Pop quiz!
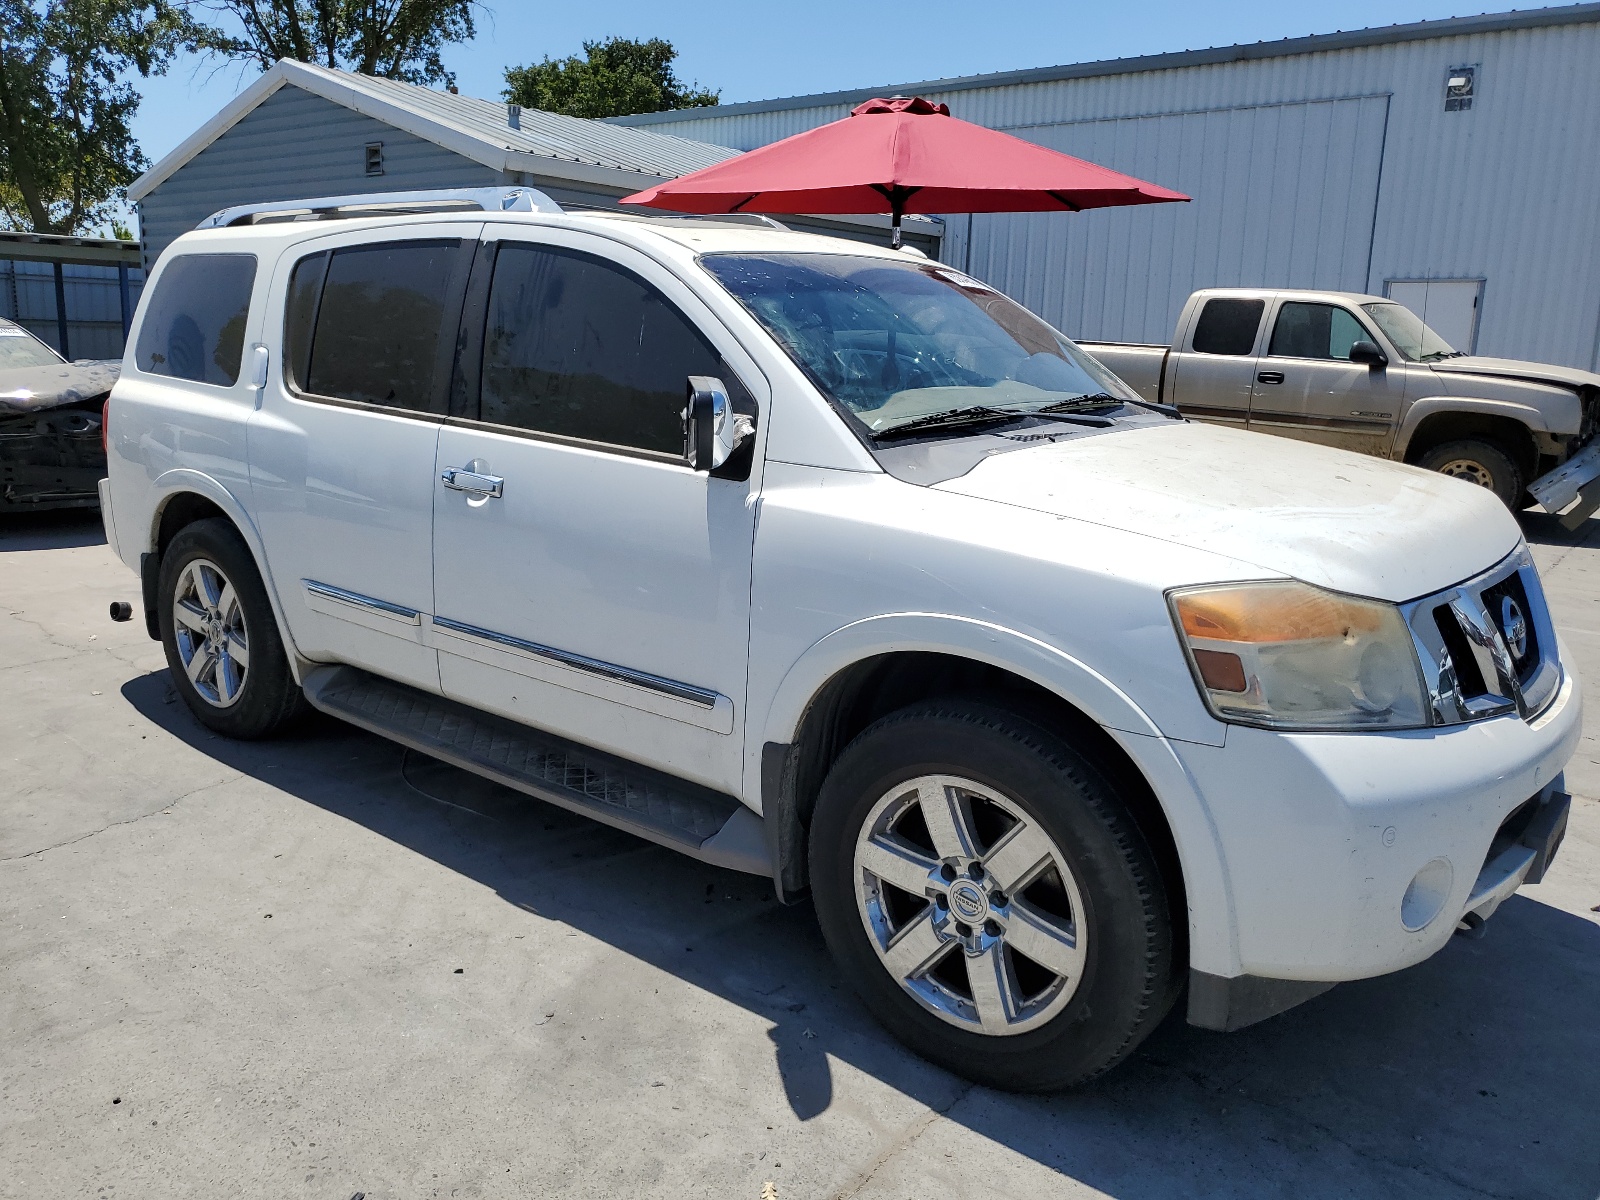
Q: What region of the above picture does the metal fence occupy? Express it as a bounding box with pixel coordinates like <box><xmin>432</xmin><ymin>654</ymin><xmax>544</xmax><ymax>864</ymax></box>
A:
<box><xmin>1</xmin><ymin>257</ymin><xmax>146</xmax><ymax>362</ymax></box>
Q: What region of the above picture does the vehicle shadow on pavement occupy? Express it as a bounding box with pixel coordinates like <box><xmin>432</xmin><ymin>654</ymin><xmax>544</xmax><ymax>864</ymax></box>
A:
<box><xmin>118</xmin><ymin>668</ymin><xmax>1600</xmax><ymax>1198</ymax></box>
<box><xmin>0</xmin><ymin>508</ymin><xmax>107</xmax><ymax>551</ymax></box>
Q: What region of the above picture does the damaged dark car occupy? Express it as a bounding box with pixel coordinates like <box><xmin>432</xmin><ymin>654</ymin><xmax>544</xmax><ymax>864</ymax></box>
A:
<box><xmin>0</xmin><ymin>317</ymin><xmax>118</xmax><ymax>511</ymax></box>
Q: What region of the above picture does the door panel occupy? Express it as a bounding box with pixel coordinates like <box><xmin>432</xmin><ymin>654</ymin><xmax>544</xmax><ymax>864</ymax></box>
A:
<box><xmin>1167</xmin><ymin>295</ymin><xmax>1267</xmax><ymax>427</ymax></box>
<box><xmin>1249</xmin><ymin>300</ymin><xmax>1400</xmax><ymax>455</ymax></box>
<box><xmin>430</xmin><ymin>229</ymin><xmax>765</xmax><ymax>794</ymax></box>
<box><xmin>248</xmin><ymin>224</ymin><xmax>477</xmax><ymax>692</ymax></box>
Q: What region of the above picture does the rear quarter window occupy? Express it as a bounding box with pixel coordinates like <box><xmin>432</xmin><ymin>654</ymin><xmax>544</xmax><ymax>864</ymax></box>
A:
<box><xmin>1191</xmin><ymin>298</ymin><xmax>1265</xmax><ymax>356</ymax></box>
<box><xmin>297</xmin><ymin>239</ymin><xmax>467</xmax><ymax>414</ymax></box>
<box><xmin>134</xmin><ymin>253</ymin><xmax>256</xmax><ymax>385</ymax></box>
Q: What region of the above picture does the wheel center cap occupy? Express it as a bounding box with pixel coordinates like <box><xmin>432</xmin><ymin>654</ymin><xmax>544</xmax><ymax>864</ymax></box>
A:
<box><xmin>948</xmin><ymin>880</ymin><xmax>990</xmax><ymax>923</ymax></box>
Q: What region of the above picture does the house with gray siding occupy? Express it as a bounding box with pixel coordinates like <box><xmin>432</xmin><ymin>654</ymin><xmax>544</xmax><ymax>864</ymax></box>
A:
<box><xmin>127</xmin><ymin>61</ymin><xmax>941</xmax><ymax>270</ymax></box>
<box><xmin>615</xmin><ymin>4</ymin><xmax>1600</xmax><ymax>370</ymax></box>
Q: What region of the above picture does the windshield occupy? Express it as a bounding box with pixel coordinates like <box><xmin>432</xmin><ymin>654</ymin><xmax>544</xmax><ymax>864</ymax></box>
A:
<box><xmin>1360</xmin><ymin>302</ymin><xmax>1456</xmax><ymax>362</ymax></box>
<box><xmin>700</xmin><ymin>253</ymin><xmax>1139</xmax><ymax>436</ymax></box>
<box><xmin>0</xmin><ymin>323</ymin><xmax>65</xmax><ymax>370</ymax></box>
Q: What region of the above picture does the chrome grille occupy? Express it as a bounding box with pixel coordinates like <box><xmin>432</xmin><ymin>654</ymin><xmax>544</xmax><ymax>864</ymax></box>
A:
<box><xmin>1402</xmin><ymin>546</ymin><xmax>1562</xmax><ymax>726</ymax></box>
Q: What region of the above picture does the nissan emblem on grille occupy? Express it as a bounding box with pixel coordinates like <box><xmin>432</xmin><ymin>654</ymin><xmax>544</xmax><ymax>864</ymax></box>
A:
<box><xmin>1501</xmin><ymin>595</ymin><xmax>1529</xmax><ymax>662</ymax></box>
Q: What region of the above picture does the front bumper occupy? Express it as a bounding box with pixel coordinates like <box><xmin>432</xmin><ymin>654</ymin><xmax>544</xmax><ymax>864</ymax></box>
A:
<box><xmin>1187</xmin><ymin>783</ymin><xmax>1571</xmax><ymax>1030</ymax></box>
<box><xmin>1170</xmin><ymin>659</ymin><xmax>1581</xmax><ymax>1022</ymax></box>
<box><xmin>1530</xmin><ymin>438</ymin><xmax>1600</xmax><ymax>529</ymax></box>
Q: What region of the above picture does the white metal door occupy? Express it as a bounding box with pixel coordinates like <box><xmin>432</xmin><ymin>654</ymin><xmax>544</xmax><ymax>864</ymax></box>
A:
<box><xmin>1386</xmin><ymin>279</ymin><xmax>1483</xmax><ymax>354</ymax></box>
<box><xmin>429</xmin><ymin>228</ymin><xmax>766</xmax><ymax>795</ymax></box>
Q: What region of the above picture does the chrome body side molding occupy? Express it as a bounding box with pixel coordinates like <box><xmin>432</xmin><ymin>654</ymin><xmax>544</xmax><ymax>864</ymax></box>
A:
<box><xmin>301</xmin><ymin>579</ymin><xmax>422</xmax><ymax>625</ymax></box>
<box><xmin>430</xmin><ymin>615</ymin><xmax>720</xmax><ymax>709</ymax></box>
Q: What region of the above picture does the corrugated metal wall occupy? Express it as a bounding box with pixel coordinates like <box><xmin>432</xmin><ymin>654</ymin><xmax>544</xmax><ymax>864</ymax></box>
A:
<box><xmin>626</xmin><ymin>20</ymin><xmax>1600</xmax><ymax>369</ymax></box>
<box><xmin>954</xmin><ymin>96</ymin><xmax>1390</xmax><ymax>342</ymax></box>
<box><xmin>0</xmin><ymin>260</ymin><xmax>145</xmax><ymax>361</ymax></box>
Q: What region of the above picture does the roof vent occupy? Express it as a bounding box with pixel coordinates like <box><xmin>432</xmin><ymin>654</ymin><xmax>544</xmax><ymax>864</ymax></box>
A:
<box><xmin>507</xmin><ymin>103</ymin><xmax>522</xmax><ymax>130</ymax></box>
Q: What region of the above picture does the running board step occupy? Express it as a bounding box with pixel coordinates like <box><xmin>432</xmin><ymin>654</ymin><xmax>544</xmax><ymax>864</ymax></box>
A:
<box><xmin>301</xmin><ymin>665</ymin><xmax>771</xmax><ymax>877</ymax></box>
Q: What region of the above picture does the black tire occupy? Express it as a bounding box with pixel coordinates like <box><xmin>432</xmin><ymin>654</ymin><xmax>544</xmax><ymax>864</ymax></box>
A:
<box><xmin>1416</xmin><ymin>438</ymin><xmax>1524</xmax><ymax>509</ymax></box>
<box><xmin>157</xmin><ymin>517</ymin><xmax>308</xmax><ymax>739</ymax></box>
<box><xmin>809</xmin><ymin>701</ymin><xmax>1175</xmax><ymax>1092</ymax></box>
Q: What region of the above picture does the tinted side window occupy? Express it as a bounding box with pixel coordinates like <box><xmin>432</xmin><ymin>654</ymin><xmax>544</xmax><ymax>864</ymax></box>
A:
<box><xmin>1269</xmin><ymin>303</ymin><xmax>1368</xmax><ymax>361</ymax></box>
<box><xmin>480</xmin><ymin>244</ymin><xmax>720</xmax><ymax>455</ymax></box>
<box><xmin>304</xmin><ymin>240</ymin><xmax>465</xmax><ymax>412</ymax></box>
<box><xmin>283</xmin><ymin>250</ymin><xmax>328</xmax><ymax>392</ymax></box>
<box><xmin>135</xmin><ymin>254</ymin><xmax>256</xmax><ymax>385</ymax></box>
<box><xmin>1190</xmin><ymin>298</ymin><xmax>1264</xmax><ymax>356</ymax></box>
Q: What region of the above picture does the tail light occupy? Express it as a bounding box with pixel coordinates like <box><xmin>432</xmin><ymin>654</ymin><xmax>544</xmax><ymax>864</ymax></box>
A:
<box><xmin>102</xmin><ymin>397</ymin><xmax>110</xmax><ymax>456</ymax></box>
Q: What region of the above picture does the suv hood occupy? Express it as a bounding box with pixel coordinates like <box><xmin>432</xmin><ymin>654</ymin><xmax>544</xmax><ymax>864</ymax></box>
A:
<box><xmin>1429</xmin><ymin>355</ymin><xmax>1600</xmax><ymax>392</ymax></box>
<box><xmin>934</xmin><ymin>422</ymin><xmax>1519</xmax><ymax>603</ymax></box>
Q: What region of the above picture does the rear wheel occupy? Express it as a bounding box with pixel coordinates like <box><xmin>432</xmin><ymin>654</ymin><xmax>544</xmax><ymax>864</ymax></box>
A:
<box><xmin>158</xmin><ymin>518</ymin><xmax>308</xmax><ymax>739</ymax></box>
<box><xmin>809</xmin><ymin>702</ymin><xmax>1175</xmax><ymax>1091</ymax></box>
<box><xmin>1416</xmin><ymin>438</ymin><xmax>1524</xmax><ymax>508</ymax></box>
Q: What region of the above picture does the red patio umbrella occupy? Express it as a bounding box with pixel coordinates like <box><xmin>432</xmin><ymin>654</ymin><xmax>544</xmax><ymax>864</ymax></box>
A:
<box><xmin>622</xmin><ymin>96</ymin><xmax>1189</xmax><ymax>247</ymax></box>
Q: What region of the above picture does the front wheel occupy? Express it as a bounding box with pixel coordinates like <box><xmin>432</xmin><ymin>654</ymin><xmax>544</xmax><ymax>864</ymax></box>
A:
<box><xmin>809</xmin><ymin>702</ymin><xmax>1176</xmax><ymax>1092</ymax></box>
<box><xmin>1416</xmin><ymin>438</ymin><xmax>1524</xmax><ymax>508</ymax></box>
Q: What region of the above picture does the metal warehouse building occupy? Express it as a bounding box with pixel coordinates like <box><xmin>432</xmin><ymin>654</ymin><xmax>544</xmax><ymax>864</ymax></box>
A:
<box><xmin>616</xmin><ymin>4</ymin><xmax>1600</xmax><ymax>370</ymax></box>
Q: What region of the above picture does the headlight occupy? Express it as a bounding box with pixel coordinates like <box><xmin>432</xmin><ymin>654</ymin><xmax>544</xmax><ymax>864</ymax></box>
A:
<box><xmin>1169</xmin><ymin>581</ymin><xmax>1430</xmax><ymax>731</ymax></box>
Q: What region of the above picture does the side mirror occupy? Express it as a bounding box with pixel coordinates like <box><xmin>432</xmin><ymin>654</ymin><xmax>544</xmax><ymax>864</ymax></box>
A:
<box><xmin>684</xmin><ymin>376</ymin><xmax>753</xmax><ymax>472</ymax></box>
<box><xmin>1349</xmin><ymin>339</ymin><xmax>1388</xmax><ymax>368</ymax></box>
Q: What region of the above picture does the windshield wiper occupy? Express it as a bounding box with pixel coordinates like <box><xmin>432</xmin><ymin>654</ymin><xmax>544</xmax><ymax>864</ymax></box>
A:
<box><xmin>873</xmin><ymin>405</ymin><xmax>1031</xmax><ymax>439</ymax></box>
<box><xmin>1034</xmin><ymin>392</ymin><xmax>1125</xmax><ymax>412</ymax></box>
<box><xmin>1419</xmin><ymin>350</ymin><xmax>1465</xmax><ymax>362</ymax></box>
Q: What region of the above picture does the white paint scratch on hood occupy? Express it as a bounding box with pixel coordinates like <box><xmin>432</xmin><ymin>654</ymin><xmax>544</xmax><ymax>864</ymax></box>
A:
<box><xmin>935</xmin><ymin>422</ymin><xmax>1521</xmax><ymax>602</ymax></box>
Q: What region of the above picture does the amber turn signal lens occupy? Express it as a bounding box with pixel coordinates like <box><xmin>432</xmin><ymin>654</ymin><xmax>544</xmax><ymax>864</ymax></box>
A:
<box><xmin>1192</xmin><ymin>648</ymin><xmax>1247</xmax><ymax>692</ymax></box>
<box><xmin>1175</xmin><ymin>583</ymin><xmax>1387</xmax><ymax>644</ymax></box>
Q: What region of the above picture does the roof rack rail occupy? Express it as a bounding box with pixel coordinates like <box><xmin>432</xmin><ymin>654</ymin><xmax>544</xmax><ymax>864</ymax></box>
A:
<box><xmin>197</xmin><ymin>186</ymin><xmax>562</xmax><ymax>230</ymax></box>
<box><xmin>567</xmin><ymin>206</ymin><xmax>790</xmax><ymax>232</ymax></box>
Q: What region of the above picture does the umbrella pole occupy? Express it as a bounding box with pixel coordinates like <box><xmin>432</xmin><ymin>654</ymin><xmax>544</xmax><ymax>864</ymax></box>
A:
<box><xmin>890</xmin><ymin>197</ymin><xmax>903</xmax><ymax>250</ymax></box>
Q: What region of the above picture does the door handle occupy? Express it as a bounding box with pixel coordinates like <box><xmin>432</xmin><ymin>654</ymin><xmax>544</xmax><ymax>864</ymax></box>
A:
<box><xmin>1256</xmin><ymin>371</ymin><xmax>1285</xmax><ymax>385</ymax></box>
<box><xmin>440</xmin><ymin>466</ymin><xmax>504</xmax><ymax>498</ymax></box>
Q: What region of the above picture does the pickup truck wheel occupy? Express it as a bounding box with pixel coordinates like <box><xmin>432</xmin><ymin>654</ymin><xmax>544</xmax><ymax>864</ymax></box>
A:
<box><xmin>157</xmin><ymin>518</ymin><xmax>308</xmax><ymax>739</ymax></box>
<box><xmin>1416</xmin><ymin>439</ymin><xmax>1524</xmax><ymax>508</ymax></box>
<box><xmin>809</xmin><ymin>702</ymin><xmax>1175</xmax><ymax>1091</ymax></box>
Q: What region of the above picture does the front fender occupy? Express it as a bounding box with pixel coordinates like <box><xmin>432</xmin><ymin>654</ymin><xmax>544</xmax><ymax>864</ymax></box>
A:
<box><xmin>1397</xmin><ymin>394</ymin><xmax>1578</xmax><ymax>455</ymax></box>
<box><xmin>148</xmin><ymin>469</ymin><xmax>307</xmax><ymax>682</ymax></box>
<box><xmin>751</xmin><ymin>612</ymin><xmax>1241</xmax><ymax>976</ymax></box>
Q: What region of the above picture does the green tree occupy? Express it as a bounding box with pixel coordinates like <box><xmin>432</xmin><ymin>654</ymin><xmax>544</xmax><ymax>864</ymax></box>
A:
<box><xmin>191</xmin><ymin>0</ymin><xmax>477</xmax><ymax>87</ymax></box>
<box><xmin>0</xmin><ymin>0</ymin><xmax>198</xmax><ymax>234</ymax></box>
<box><xmin>504</xmin><ymin>36</ymin><xmax>718</xmax><ymax>120</ymax></box>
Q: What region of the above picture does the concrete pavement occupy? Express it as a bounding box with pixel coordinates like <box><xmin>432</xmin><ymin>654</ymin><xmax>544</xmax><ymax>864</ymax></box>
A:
<box><xmin>2</xmin><ymin>509</ymin><xmax>1597</xmax><ymax>1200</ymax></box>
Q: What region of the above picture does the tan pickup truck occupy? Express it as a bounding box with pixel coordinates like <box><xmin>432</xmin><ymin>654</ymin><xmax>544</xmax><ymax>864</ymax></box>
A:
<box><xmin>1081</xmin><ymin>288</ymin><xmax>1600</xmax><ymax>518</ymax></box>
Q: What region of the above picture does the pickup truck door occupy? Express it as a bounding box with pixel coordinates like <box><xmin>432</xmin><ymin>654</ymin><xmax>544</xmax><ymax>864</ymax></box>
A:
<box><xmin>1165</xmin><ymin>295</ymin><xmax>1267</xmax><ymax>429</ymax></box>
<box><xmin>428</xmin><ymin>227</ymin><xmax>765</xmax><ymax>796</ymax></box>
<box><xmin>1248</xmin><ymin>300</ymin><xmax>1400</xmax><ymax>455</ymax></box>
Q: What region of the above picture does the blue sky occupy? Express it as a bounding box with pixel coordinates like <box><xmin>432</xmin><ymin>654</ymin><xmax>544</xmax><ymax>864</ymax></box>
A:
<box><xmin>131</xmin><ymin>0</ymin><xmax>1507</xmax><ymax>166</ymax></box>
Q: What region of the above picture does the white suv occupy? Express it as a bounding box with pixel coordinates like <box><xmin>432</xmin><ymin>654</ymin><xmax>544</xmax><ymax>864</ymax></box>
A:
<box><xmin>101</xmin><ymin>188</ymin><xmax>1579</xmax><ymax>1090</ymax></box>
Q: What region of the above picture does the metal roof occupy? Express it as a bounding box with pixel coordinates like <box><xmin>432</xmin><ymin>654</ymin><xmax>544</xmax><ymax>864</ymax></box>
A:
<box><xmin>0</xmin><ymin>229</ymin><xmax>141</xmax><ymax>268</ymax></box>
<box><xmin>129</xmin><ymin>60</ymin><xmax>739</xmax><ymax>203</ymax></box>
<box><xmin>612</xmin><ymin>3</ymin><xmax>1600</xmax><ymax>127</ymax></box>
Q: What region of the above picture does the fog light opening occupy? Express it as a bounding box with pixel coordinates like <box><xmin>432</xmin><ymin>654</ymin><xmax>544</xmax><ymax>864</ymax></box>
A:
<box><xmin>1401</xmin><ymin>858</ymin><xmax>1454</xmax><ymax>932</ymax></box>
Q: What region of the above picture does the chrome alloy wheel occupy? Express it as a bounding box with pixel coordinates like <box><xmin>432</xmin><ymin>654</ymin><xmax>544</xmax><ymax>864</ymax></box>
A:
<box><xmin>171</xmin><ymin>557</ymin><xmax>250</xmax><ymax>708</ymax></box>
<box><xmin>853</xmin><ymin>774</ymin><xmax>1088</xmax><ymax>1036</ymax></box>
<box><xmin>1437</xmin><ymin>458</ymin><xmax>1495</xmax><ymax>489</ymax></box>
